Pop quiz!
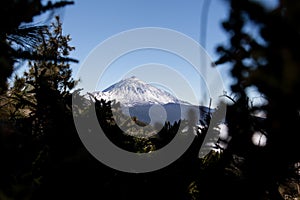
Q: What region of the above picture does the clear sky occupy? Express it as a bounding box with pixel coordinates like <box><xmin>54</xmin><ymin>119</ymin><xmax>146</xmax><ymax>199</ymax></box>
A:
<box><xmin>63</xmin><ymin>0</ymin><xmax>228</xmax><ymax>63</ymax></box>
<box><xmin>60</xmin><ymin>0</ymin><xmax>276</xmax><ymax>106</ymax></box>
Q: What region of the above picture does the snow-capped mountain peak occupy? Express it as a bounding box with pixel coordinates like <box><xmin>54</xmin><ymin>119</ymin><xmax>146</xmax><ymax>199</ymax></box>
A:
<box><xmin>93</xmin><ymin>76</ymin><xmax>189</xmax><ymax>107</ymax></box>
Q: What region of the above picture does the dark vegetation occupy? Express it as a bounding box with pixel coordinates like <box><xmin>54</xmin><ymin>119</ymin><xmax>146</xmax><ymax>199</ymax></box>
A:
<box><xmin>0</xmin><ymin>0</ymin><xmax>299</xmax><ymax>199</ymax></box>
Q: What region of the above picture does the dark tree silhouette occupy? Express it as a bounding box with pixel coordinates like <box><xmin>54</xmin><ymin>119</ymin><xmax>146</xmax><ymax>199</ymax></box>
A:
<box><xmin>0</xmin><ymin>14</ymin><xmax>79</xmax><ymax>199</ymax></box>
<box><xmin>211</xmin><ymin>0</ymin><xmax>300</xmax><ymax>199</ymax></box>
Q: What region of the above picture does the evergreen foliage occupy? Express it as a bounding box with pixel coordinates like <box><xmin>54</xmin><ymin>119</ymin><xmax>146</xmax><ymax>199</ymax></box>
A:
<box><xmin>0</xmin><ymin>0</ymin><xmax>75</xmax><ymax>94</ymax></box>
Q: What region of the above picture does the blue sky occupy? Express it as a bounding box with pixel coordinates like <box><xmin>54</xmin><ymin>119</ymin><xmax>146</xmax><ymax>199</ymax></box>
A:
<box><xmin>63</xmin><ymin>0</ymin><xmax>228</xmax><ymax>62</ymax></box>
<box><xmin>61</xmin><ymin>0</ymin><xmax>276</xmax><ymax>106</ymax></box>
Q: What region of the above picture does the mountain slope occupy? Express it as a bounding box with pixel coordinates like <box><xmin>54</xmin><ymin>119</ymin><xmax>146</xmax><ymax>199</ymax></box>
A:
<box><xmin>93</xmin><ymin>76</ymin><xmax>189</xmax><ymax>107</ymax></box>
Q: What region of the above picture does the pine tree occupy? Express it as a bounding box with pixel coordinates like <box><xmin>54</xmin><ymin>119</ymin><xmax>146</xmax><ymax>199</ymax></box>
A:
<box><xmin>13</xmin><ymin>16</ymin><xmax>76</xmax><ymax>137</ymax></box>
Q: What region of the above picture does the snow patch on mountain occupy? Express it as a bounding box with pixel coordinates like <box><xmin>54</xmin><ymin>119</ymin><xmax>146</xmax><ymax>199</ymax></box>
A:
<box><xmin>93</xmin><ymin>76</ymin><xmax>190</xmax><ymax>107</ymax></box>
